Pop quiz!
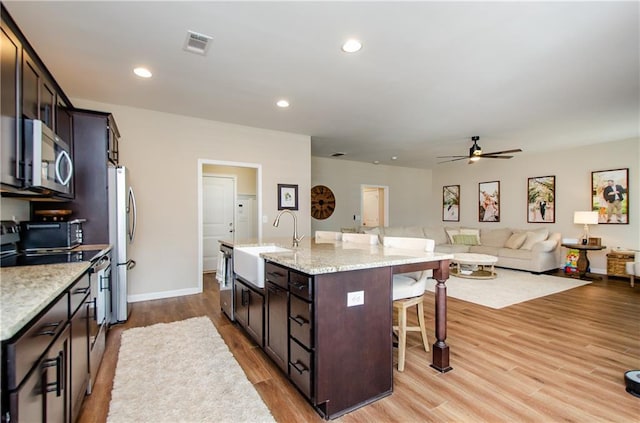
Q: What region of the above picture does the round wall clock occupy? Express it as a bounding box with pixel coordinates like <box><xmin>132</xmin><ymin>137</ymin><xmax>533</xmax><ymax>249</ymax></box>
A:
<box><xmin>311</xmin><ymin>185</ymin><xmax>336</xmax><ymax>220</ymax></box>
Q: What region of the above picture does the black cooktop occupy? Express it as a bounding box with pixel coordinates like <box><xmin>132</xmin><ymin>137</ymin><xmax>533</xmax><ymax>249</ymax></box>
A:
<box><xmin>0</xmin><ymin>249</ymin><xmax>105</xmax><ymax>268</ymax></box>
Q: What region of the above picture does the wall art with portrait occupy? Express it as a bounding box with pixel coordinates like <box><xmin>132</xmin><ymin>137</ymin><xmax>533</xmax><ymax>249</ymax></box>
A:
<box><xmin>479</xmin><ymin>181</ymin><xmax>500</xmax><ymax>222</ymax></box>
<box><xmin>442</xmin><ymin>185</ymin><xmax>460</xmax><ymax>222</ymax></box>
<box><xmin>527</xmin><ymin>175</ymin><xmax>555</xmax><ymax>223</ymax></box>
<box><xmin>277</xmin><ymin>184</ymin><xmax>298</xmax><ymax>210</ymax></box>
<box><xmin>591</xmin><ymin>168</ymin><xmax>628</xmax><ymax>224</ymax></box>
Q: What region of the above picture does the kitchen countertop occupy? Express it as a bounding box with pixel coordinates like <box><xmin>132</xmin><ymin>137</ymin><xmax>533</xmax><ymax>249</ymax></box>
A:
<box><xmin>221</xmin><ymin>237</ymin><xmax>453</xmax><ymax>275</ymax></box>
<box><xmin>0</xmin><ymin>262</ymin><xmax>92</xmax><ymax>341</ymax></box>
<box><xmin>0</xmin><ymin>244</ymin><xmax>112</xmax><ymax>342</ymax></box>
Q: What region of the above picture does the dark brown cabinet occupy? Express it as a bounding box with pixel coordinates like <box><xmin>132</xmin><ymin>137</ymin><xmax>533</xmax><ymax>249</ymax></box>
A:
<box><xmin>234</xmin><ymin>279</ymin><xmax>264</xmax><ymax>347</ymax></box>
<box><xmin>1</xmin><ymin>18</ymin><xmax>22</xmax><ymax>187</ymax></box>
<box><xmin>265</xmin><ymin>281</ymin><xmax>288</xmax><ymax>371</ymax></box>
<box><xmin>22</xmin><ymin>51</ymin><xmax>56</xmax><ymax>132</ymax></box>
<box><xmin>68</xmin><ymin>274</ymin><xmax>90</xmax><ymax>423</ymax></box>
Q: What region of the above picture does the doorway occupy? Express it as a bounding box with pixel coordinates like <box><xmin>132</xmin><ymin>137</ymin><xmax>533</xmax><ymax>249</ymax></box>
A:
<box><xmin>198</xmin><ymin>160</ymin><xmax>261</xmax><ymax>280</ymax></box>
<box><xmin>361</xmin><ymin>185</ymin><xmax>389</xmax><ymax>228</ymax></box>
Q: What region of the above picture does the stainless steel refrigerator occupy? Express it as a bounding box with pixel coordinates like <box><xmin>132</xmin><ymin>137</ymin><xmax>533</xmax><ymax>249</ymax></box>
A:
<box><xmin>108</xmin><ymin>166</ymin><xmax>137</xmax><ymax>323</ymax></box>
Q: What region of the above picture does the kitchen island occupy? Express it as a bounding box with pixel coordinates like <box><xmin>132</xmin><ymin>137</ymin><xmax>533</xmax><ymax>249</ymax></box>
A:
<box><xmin>222</xmin><ymin>238</ymin><xmax>453</xmax><ymax>419</ymax></box>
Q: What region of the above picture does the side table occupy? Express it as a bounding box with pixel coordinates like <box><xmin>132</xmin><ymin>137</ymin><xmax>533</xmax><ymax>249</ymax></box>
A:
<box><xmin>561</xmin><ymin>243</ymin><xmax>606</xmax><ymax>280</ymax></box>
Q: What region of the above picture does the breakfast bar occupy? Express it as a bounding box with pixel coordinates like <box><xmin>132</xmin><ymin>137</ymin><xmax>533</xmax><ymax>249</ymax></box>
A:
<box><xmin>224</xmin><ymin>238</ymin><xmax>453</xmax><ymax>419</ymax></box>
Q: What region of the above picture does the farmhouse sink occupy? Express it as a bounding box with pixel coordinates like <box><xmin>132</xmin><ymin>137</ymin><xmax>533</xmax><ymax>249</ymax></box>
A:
<box><xmin>233</xmin><ymin>245</ymin><xmax>291</xmax><ymax>288</ymax></box>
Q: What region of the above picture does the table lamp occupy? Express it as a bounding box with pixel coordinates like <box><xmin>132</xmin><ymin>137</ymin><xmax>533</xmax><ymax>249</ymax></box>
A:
<box><xmin>574</xmin><ymin>211</ymin><xmax>599</xmax><ymax>245</ymax></box>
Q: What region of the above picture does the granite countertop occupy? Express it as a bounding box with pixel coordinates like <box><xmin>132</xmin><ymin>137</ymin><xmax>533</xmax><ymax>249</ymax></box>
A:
<box><xmin>0</xmin><ymin>243</ymin><xmax>110</xmax><ymax>342</ymax></box>
<box><xmin>222</xmin><ymin>237</ymin><xmax>453</xmax><ymax>275</ymax></box>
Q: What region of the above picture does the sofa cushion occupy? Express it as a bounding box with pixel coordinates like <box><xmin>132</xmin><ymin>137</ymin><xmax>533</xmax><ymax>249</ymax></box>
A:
<box><xmin>521</xmin><ymin>230</ymin><xmax>549</xmax><ymax>250</ymax></box>
<box><xmin>452</xmin><ymin>234</ymin><xmax>479</xmax><ymax>245</ymax></box>
<box><xmin>499</xmin><ymin>247</ymin><xmax>534</xmax><ymax>259</ymax></box>
<box><xmin>423</xmin><ymin>226</ymin><xmax>448</xmax><ymax>245</ymax></box>
<box><xmin>404</xmin><ymin>226</ymin><xmax>426</xmax><ymax>238</ymax></box>
<box><xmin>469</xmin><ymin>245</ymin><xmax>500</xmax><ymax>256</ymax></box>
<box><xmin>531</xmin><ymin>239</ymin><xmax>558</xmax><ymax>253</ymax></box>
<box><xmin>505</xmin><ymin>232</ymin><xmax>527</xmax><ymax>249</ymax></box>
<box><xmin>460</xmin><ymin>228</ymin><xmax>481</xmax><ymax>245</ymax></box>
<box><xmin>435</xmin><ymin>244</ymin><xmax>470</xmax><ymax>254</ymax></box>
<box><xmin>480</xmin><ymin>228</ymin><xmax>513</xmax><ymax>247</ymax></box>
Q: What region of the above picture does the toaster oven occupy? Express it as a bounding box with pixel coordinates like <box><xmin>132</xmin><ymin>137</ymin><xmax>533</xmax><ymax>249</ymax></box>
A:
<box><xmin>19</xmin><ymin>219</ymin><xmax>85</xmax><ymax>251</ymax></box>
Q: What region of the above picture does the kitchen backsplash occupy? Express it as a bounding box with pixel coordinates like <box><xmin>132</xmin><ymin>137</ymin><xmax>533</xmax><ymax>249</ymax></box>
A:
<box><xmin>0</xmin><ymin>198</ymin><xmax>30</xmax><ymax>222</ymax></box>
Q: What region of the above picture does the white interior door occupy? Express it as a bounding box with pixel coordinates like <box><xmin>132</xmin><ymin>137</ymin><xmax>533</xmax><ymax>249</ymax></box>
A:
<box><xmin>203</xmin><ymin>176</ymin><xmax>235</xmax><ymax>272</ymax></box>
<box><xmin>362</xmin><ymin>188</ymin><xmax>380</xmax><ymax>227</ymax></box>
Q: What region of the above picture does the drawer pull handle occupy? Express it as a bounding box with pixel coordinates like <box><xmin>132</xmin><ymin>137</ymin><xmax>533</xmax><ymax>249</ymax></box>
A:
<box><xmin>42</xmin><ymin>351</ymin><xmax>64</xmax><ymax>396</ymax></box>
<box><xmin>291</xmin><ymin>360</ymin><xmax>309</xmax><ymax>375</ymax></box>
<box><xmin>290</xmin><ymin>283</ymin><xmax>306</xmax><ymax>291</ymax></box>
<box><xmin>37</xmin><ymin>320</ymin><xmax>63</xmax><ymax>336</ymax></box>
<box><xmin>290</xmin><ymin>315</ymin><xmax>308</xmax><ymax>326</ymax></box>
<box><xmin>74</xmin><ymin>287</ymin><xmax>90</xmax><ymax>295</ymax></box>
<box><xmin>267</xmin><ymin>271</ymin><xmax>286</xmax><ymax>279</ymax></box>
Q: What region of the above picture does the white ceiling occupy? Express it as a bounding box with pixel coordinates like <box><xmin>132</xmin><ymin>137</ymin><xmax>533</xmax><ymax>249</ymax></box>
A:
<box><xmin>4</xmin><ymin>1</ymin><xmax>639</xmax><ymax>168</ymax></box>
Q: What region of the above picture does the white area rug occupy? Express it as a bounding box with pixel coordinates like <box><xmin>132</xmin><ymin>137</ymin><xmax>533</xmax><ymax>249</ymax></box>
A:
<box><xmin>107</xmin><ymin>317</ymin><xmax>275</xmax><ymax>423</ymax></box>
<box><xmin>426</xmin><ymin>269</ymin><xmax>590</xmax><ymax>309</ymax></box>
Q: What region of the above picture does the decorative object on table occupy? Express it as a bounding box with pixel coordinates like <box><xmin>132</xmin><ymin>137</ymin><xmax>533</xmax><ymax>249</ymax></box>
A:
<box><xmin>478</xmin><ymin>181</ymin><xmax>500</xmax><ymax>222</ymax></box>
<box><xmin>442</xmin><ymin>185</ymin><xmax>460</xmax><ymax>222</ymax></box>
<box><xmin>591</xmin><ymin>168</ymin><xmax>628</xmax><ymax>224</ymax></box>
<box><xmin>587</xmin><ymin>237</ymin><xmax>601</xmax><ymax>246</ymax></box>
<box><xmin>310</xmin><ymin>185</ymin><xmax>335</xmax><ymax>220</ymax></box>
<box><xmin>527</xmin><ymin>175</ymin><xmax>555</xmax><ymax>223</ymax></box>
<box><xmin>277</xmin><ymin>183</ymin><xmax>298</xmax><ymax>210</ymax></box>
<box><xmin>573</xmin><ymin>211</ymin><xmax>599</xmax><ymax>245</ymax></box>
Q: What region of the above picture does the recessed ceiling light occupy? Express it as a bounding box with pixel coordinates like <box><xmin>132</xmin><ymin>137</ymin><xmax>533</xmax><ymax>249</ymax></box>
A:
<box><xmin>276</xmin><ymin>99</ymin><xmax>290</xmax><ymax>108</ymax></box>
<box><xmin>391</xmin><ymin>156</ymin><xmax>398</xmax><ymax>160</ymax></box>
<box><xmin>373</xmin><ymin>160</ymin><xmax>380</xmax><ymax>165</ymax></box>
<box><xmin>341</xmin><ymin>39</ymin><xmax>362</xmax><ymax>53</ymax></box>
<box><xmin>133</xmin><ymin>67</ymin><xmax>152</xmax><ymax>78</ymax></box>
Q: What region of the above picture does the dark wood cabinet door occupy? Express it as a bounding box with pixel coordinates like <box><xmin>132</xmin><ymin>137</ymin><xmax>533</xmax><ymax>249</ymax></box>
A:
<box><xmin>69</xmin><ymin>296</ymin><xmax>90</xmax><ymax>423</ymax></box>
<box><xmin>247</xmin><ymin>288</ymin><xmax>264</xmax><ymax>347</ymax></box>
<box><xmin>22</xmin><ymin>52</ymin><xmax>40</xmax><ymax>120</ymax></box>
<box><xmin>233</xmin><ymin>279</ymin><xmax>249</xmax><ymax>328</ymax></box>
<box><xmin>265</xmin><ymin>282</ymin><xmax>288</xmax><ymax>371</ymax></box>
<box><xmin>42</xmin><ymin>326</ymin><xmax>69</xmax><ymax>423</ymax></box>
<box><xmin>0</xmin><ymin>24</ymin><xmax>22</xmax><ymax>187</ymax></box>
<box><xmin>40</xmin><ymin>78</ymin><xmax>55</xmax><ymax>130</ymax></box>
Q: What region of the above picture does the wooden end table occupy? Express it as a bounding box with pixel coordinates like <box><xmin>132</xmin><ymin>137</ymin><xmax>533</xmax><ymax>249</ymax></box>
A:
<box><xmin>561</xmin><ymin>243</ymin><xmax>606</xmax><ymax>280</ymax></box>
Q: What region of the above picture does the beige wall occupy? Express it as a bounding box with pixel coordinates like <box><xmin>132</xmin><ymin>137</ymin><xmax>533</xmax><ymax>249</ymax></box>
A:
<box><xmin>431</xmin><ymin>137</ymin><xmax>639</xmax><ymax>272</ymax></box>
<box><xmin>203</xmin><ymin>164</ymin><xmax>257</xmax><ymax>195</ymax></box>
<box><xmin>73</xmin><ymin>99</ymin><xmax>311</xmax><ymax>302</ymax></box>
<box><xmin>0</xmin><ymin>198</ymin><xmax>30</xmax><ymax>221</ymax></box>
<box><xmin>311</xmin><ymin>157</ymin><xmax>433</xmax><ymax>232</ymax></box>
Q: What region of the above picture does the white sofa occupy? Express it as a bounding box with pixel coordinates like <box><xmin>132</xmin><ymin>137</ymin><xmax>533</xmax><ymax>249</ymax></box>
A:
<box><xmin>361</xmin><ymin>225</ymin><xmax>562</xmax><ymax>273</ymax></box>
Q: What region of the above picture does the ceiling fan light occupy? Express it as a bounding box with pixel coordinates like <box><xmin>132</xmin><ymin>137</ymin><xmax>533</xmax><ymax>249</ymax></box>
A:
<box><xmin>470</xmin><ymin>156</ymin><xmax>481</xmax><ymax>162</ymax></box>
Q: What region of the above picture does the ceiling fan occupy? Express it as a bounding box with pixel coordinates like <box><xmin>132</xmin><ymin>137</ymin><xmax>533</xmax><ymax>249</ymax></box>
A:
<box><xmin>437</xmin><ymin>136</ymin><xmax>523</xmax><ymax>164</ymax></box>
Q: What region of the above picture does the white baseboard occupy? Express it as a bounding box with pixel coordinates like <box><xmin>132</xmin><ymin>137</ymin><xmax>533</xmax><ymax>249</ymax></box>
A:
<box><xmin>128</xmin><ymin>287</ymin><xmax>202</xmax><ymax>303</ymax></box>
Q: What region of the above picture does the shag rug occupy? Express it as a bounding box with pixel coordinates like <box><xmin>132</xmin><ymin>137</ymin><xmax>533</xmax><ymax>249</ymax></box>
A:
<box><xmin>107</xmin><ymin>317</ymin><xmax>275</xmax><ymax>423</ymax></box>
<box><xmin>426</xmin><ymin>268</ymin><xmax>590</xmax><ymax>309</ymax></box>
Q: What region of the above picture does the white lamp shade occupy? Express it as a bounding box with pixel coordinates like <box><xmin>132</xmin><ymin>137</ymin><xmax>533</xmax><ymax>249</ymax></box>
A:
<box><xmin>574</xmin><ymin>211</ymin><xmax>599</xmax><ymax>225</ymax></box>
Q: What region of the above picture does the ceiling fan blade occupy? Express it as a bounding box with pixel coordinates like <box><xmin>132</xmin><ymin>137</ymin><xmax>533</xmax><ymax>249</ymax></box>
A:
<box><xmin>437</xmin><ymin>157</ymin><xmax>468</xmax><ymax>164</ymax></box>
<box><xmin>436</xmin><ymin>155</ymin><xmax>468</xmax><ymax>159</ymax></box>
<box><xmin>480</xmin><ymin>155</ymin><xmax>514</xmax><ymax>159</ymax></box>
<box><xmin>479</xmin><ymin>148</ymin><xmax>523</xmax><ymax>156</ymax></box>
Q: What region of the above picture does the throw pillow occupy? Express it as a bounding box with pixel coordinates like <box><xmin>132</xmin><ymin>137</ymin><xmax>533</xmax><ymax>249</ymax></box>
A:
<box><xmin>505</xmin><ymin>232</ymin><xmax>527</xmax><ymax>249</ymax></box>
<box><xmin>452</xmin><ymin>234</ymin><xmax>479</xmax><ymax>246</ymax></box>
<box><xmin>520</xmin><ymin>231</ymin><xmax>549</xmax><ymax>250</ymax></box>
<box><xmin>445</xmin><ymin>228</ymin><xmax>460</xmax><ymax>244</ymax></box>
<box><xmin>460</xmin><ymin>228</ymin><xmax>481</xmax><ymax>245</ymax></box>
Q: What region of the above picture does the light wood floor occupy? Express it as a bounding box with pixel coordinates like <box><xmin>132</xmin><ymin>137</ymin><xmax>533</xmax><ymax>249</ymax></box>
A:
<box><xmin>78</xmin><ymin>272</ymin><xmax>640</xmax><ymax>423</ymax></box>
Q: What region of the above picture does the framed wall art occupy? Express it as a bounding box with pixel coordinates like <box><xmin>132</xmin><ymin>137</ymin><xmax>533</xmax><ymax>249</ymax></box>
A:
<box><xmin>479</xmin><ymin>181</ymin><xmax>500</xmax><ymax>222</ymax></box>
<box><xmin>277</xmin><ymin>184</ymin><xmax>298</xmax><ymax>210</ymax></box>
<box><xmin>591</xmin><ymin>168</ymin><xmax>628</xmax><ymax>224</ymax></box>
<box><xmin>527</xmin><ymin>175</ymin><xmax>555</xmax><ymax>223</ymax></box>
<box><xmin>442</xmin><ymin>185</ymin><xmax>460</xmax><ymax>222</ymax></box>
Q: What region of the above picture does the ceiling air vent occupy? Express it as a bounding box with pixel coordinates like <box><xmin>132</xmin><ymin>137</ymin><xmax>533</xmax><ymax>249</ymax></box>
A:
<box><xmin>331</xmin><ymin>152</ymin><xmax>346</xmax><ymax>157</ymax></box>
<box><xmin>183</xmin><ymin>30</ymin><xmax>213</xmax><ymax>56</ymax></box>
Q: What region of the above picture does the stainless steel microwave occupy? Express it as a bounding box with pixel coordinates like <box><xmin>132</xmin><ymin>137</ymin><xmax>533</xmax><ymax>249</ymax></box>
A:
<box><xmin>23</xmin><ymin>119</ymin><xmax>73</xmax><ymax>196</ymax></box>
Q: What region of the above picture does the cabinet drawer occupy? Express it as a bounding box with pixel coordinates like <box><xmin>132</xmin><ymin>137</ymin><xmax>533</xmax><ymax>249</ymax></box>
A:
<box><xmin>289</xmin><ymin>271</ymin><xmax>312</xmax><ymax>301</ymax></box>
<box><xmin>69</xmin><ymin>273</ymin><xmax>90</xmax><ymax>315</ymax></box>
<box><xmin>289</xmin><ymin>339</ymin><xmax>313</xmax><ymax>400</ymax></box>
<box><xmin>265</xmin><ymin>262</ymin><xmax>288</xmax><ymax>289</ymax></box>
<box><xmin>289</xmin><ymin>295</ymin><xmax>313</xmax><ymax>349</ymax></box>
<box><xmin>5</xmin><ymin>293</ymin><xmax>68</xmax><ymax>390</ymax></box>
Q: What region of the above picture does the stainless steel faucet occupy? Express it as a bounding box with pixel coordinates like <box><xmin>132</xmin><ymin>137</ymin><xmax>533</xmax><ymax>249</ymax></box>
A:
<box><xmin>273</xmin><ymin>210</ymin><xmax>304</xmax><ymax>247</ymax></box>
